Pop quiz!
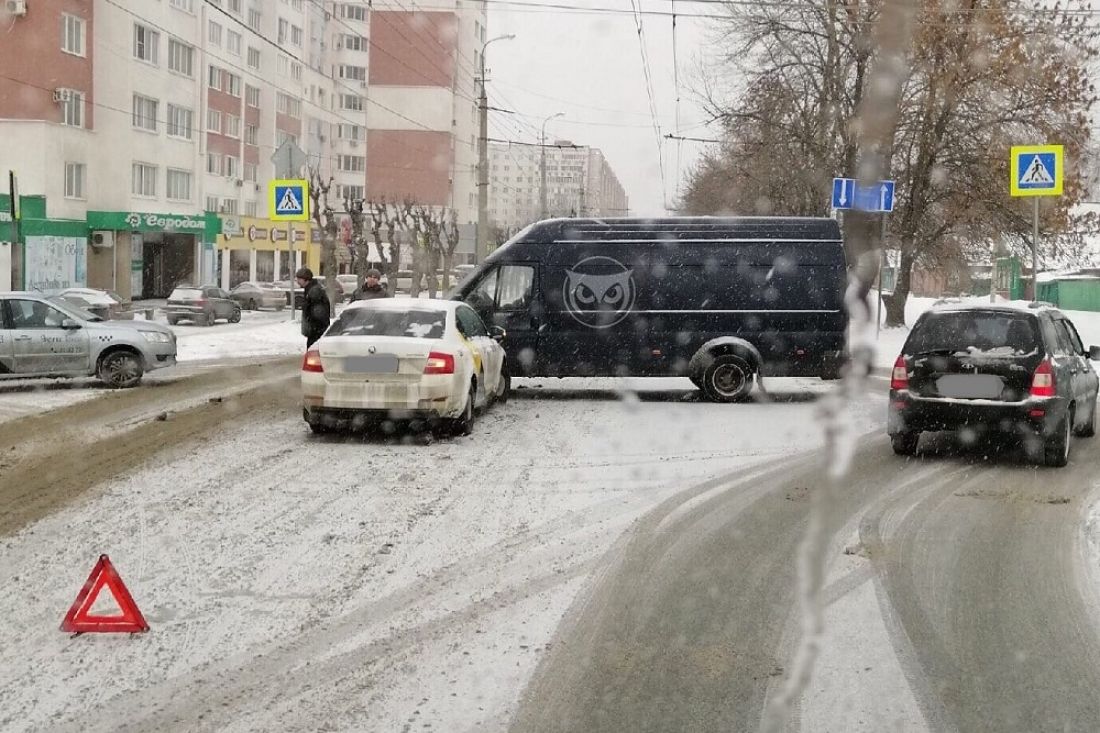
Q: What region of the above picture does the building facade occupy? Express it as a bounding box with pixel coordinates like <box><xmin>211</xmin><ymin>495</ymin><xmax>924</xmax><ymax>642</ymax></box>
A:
<box><xmin>0</xmin><ymin>0</ymin><xmax>478</xmax><ymax>295</ymax></box>
<box><xmin>488</xmin><ymin>140</ymin><xmax>629</xmax><ymax>230</ymax></box>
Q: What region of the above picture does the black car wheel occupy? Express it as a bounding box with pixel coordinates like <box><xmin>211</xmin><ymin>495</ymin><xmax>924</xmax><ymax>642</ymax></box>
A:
<box><xmin>248</xmin><ymin>298</ymin><xmax>258</xmax><ymax>310</ymax></box>
<box><xmin>891</xmin><ymin>431</ymin><xmax>920</xmax><ymax>456</ymax></box>
<box><xmin>229</xmin><ymin>307</ymin><xmax>242</xmax><ymax>324</ymax></box>
<box><xmin>97</xmin><ymin>350</ymin><xmax>144</xmax><ymax>389</ymax></box>
<box><xmin>701</xmin><ymin>354</ymin><xmax>755</xmax><ymax>402</ymax></box>
<box><xmin>166</xmin><ymin>316</ymin><xmax>178</xmax><ymax>326</ymax></box>
<box><xmin>1044</xmin><ymin>411</ymin><xmax>1072</xmax><ymax>468</ymax></box>
<box><xmin>204</xmin><ymin>310</ymin><xmax>216</xmax><ymax>326</ymax></box>
<box><xmin>449</xmin><ymin>384</ymin><xmax>476</xmax><ymax>436</ymax></box>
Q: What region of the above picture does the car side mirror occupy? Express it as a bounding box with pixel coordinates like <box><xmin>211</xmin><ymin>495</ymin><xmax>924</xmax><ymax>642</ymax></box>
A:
<box><xmin>61</xmin><ymin>318</ymin><xmax>81</xmax><ymax>330</ymax></box>
<box><xmin>490</xmin><ymin>325</ymin><xmax>507</xmax><ymax>342</ymax></box>
<box><xmin>1089</xmin><ymin>345</ymin><xmax>1100</xmax><ymax>361</ymax></box>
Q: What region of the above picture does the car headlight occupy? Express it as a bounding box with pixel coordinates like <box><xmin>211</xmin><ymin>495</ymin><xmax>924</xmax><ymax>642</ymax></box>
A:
<box><xmin>140</xmin><ymin>330</ymin><xmax>172</xmax><ymax>343</ymax></box>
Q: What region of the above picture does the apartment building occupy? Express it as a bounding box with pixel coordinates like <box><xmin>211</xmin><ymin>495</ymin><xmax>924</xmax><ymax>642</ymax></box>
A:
<box><xmin>0</xmin><ymin>0</ymin><xmax>477</xmax><ymax>295</ymax></box>
<box><xmin>488</xmin><ymin>140</ymin><xmax>630</xmax><ymax>230</ymax></box>
<box><xmin>365</xmin><ymin>0</ymin><xmax>483</xmax><ymax>227</ymax></box>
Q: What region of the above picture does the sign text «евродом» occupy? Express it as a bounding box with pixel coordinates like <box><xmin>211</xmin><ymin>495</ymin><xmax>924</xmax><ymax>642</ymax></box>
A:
<box><xmin>124</xmin><ymin>213</ymin><xmax>206</xmax><ymax>230</ymax></box>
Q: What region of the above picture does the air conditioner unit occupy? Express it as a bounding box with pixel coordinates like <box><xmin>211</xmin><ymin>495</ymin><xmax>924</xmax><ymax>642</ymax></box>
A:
<box><xmin>53</xmin><ymin>88</ymin><xmax>74</xmax><ymax>103</ymax></box>
<box><xmin>90</xmin><ymin>230</ymin><xmax>115</xmax><ymax>249</ymax></box>
<box><xmin>235</xmin><ymin>179</ymin><xmax>244</xmax><ymax>187</ymax></box>
<box><xmin>6</xmin><ymin>0</ymin><xmax>27</xmax><ymax>17</ymax></box>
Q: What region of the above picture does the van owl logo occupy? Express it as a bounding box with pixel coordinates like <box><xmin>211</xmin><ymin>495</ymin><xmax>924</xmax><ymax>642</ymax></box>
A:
<box><xmin>563</xmin><ymin>256</ymin><xmax>636</xmax><ymax>329</ymax></box>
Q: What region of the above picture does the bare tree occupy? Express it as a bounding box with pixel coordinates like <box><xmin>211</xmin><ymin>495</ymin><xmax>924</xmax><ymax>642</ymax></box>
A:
<box><xmin>308</xmin><ymin>168</ymin><xmax>338</xmax><ymax>306</ymax></box>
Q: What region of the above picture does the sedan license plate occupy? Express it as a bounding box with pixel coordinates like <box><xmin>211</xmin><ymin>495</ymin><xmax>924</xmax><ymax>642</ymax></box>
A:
<box><xmin>344</xmin><ymin>354</ymin><xmax>400</xmax><ymax>373</ymax></box>
<box><xmin>936</xmin><ymin>374</ymin><xmax>1004</xmax><ymax>399</ymax></box>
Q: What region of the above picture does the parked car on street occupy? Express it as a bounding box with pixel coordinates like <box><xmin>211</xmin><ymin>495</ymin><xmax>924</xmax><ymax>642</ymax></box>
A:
<box><xmin>55</xmin><ymin>288</ymin><xmax>132</xmax><ymax>320</ymax></box>
<box><xmin>230</xmin><ymin>282</ymin><xmax>286</xmax><ymax>311</ymax></box>
<box><xmin>290</xmin><ymin>276</ymin><xmax>344</xmax><ymax>308</ymax></box>
<box><xmin>888</xmin><ymin>302</ymin><xmax>1100</xmax><ymax>466</ymax></box>
<box><xmin>164</xmin><ymin>285</ymin><xmax>242</xmax><ymax>326</ymax></box>
<box><xmin>301</xmin><ymin>299</ymin><xmax>508</xmax><ymax>435</ymax></box>
<box><xmin>336</xmin><ymin>274</ymin><xmax>359</xmax><ymax>302</ymax></box>
<box><xmin>0</xmin><ymin>292</ymin><xmax>176</xmax><ymax>388</ymax></box>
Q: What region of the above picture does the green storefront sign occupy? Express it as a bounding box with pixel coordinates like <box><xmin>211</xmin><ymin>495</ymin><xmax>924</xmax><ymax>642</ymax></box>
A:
<box><xmin>87</xmin><ymin>210</ymin><xmax>221</xmax><ymax>239</ymax></box>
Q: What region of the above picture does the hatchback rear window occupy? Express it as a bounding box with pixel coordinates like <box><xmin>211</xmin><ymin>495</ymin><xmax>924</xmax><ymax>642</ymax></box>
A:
<box><xmin>907</xmin><ymin>311</ymin><xmax>1040</xmax><ymax>356</ymax></box>
<box><xmin>170</xmin><ymin>288</ymin><xmax>203</xmax><ymax>300</ymax></box>
<box><xmin>327</xmin><ymin>308</ymin><xmax>446</xmax><ymax>339</ymax></box>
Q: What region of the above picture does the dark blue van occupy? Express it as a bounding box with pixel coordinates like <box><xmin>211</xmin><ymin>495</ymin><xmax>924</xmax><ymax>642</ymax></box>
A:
<box><xmin>454</xmin><ymin>217</ymin><xmax>848</xmax><ymax>401</ymax></box>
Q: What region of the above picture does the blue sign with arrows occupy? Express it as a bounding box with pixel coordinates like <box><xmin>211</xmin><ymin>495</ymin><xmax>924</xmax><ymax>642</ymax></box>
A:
<box><xmin>832</xmin><ymin>177</ymin><xmax>895</xmax><ymax>213</ymax></box>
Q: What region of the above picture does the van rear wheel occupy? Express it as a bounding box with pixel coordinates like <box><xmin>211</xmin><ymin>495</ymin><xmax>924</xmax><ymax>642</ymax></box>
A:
<box><xmin>701</xmin><ymin>355</ymin><xmax>754</xmax><ymax>402</ymax></box>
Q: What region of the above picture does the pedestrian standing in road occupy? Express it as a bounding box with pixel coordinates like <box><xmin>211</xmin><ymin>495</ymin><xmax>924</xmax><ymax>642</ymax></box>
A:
<box><xmin>297</xmin><ymin>267</ymin><xmax>331</xmax><ymax>349</ymax></box>
<box><xmin>354</xmin><ymin>268</ymin><xmax>389</xmax><ymax>301</ymax></box>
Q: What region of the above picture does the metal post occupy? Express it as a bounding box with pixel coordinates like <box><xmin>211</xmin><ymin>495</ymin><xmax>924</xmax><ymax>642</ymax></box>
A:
<box><xmin>540</xmin><ymin>126</ymin><xmax>548</xmax><ymax>219</ymax></box>
<box><xmin>288</xmin><ymin>222</ymin><xmax>295</xmax><ymax>320</ymax></box>
<box><xmin>476</xmin><ymin>58</ymin><xmax>489</xmax><ymax>265</ymax></box>
<box><xmin>877</xmin><ymin>213</ymin><xmax>886</xmax><ymax>334</ymax></box>
<box><xmin>1032</xmin><ymin>197</ymin><xmax>1040</xmax><ymax>301</ymax></box>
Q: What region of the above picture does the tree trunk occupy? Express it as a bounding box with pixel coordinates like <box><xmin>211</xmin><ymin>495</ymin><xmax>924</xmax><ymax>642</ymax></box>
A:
<box><xmin>442</xmin><ymin>252</ymin><xmax>453</xmax><ymax>290</ymax></box>
<box><xmin>322</xmin><ymin>234</ymin><xmax>339</xmax><ymax>306</ymax></box>
<box><xmin>882</xmin><ymin>246</ymin><xmax>914</xmax><ymax>327</ymax></box>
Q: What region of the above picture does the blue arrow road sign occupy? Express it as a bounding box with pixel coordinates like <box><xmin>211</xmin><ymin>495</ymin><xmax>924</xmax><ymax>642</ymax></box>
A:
<box><xmin>832</xmin><ymin>177</ymin><xmax>895</xmax><ymax>213</ymax></box>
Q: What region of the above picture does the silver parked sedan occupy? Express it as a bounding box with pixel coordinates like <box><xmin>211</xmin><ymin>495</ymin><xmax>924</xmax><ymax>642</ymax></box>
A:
<box><xmin>230</xmin><ymin>282</ymin><xmax>286</xmax><ymax>311</ymax></box>
<box><xmin>0</xmin><ymin>292</ymin><xmax>176</xmax><ymax>388</ymax></box>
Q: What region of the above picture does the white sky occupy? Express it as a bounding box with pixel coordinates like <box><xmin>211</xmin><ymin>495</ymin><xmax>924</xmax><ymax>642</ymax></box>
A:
<box><xmin>485</xmin><ymin>0</ymin><xmax>721</xmax><ymax>216</ymax></box>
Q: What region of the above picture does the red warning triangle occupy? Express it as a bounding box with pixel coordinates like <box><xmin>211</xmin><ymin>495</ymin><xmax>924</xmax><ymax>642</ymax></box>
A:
<box><xmin>61</xmin><ymin>555</ymin><xmax>149</xmax><ymax>634</ymax></box>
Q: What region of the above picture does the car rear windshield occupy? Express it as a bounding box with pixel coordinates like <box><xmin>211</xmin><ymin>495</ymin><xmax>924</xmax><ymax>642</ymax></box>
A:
<box><xmin>169</xmin><ymin>288</ymin><xmax>203</xmax><ymax>300</ymax></box>
<box><xmin>906</xmin><ymin>311</ymin><xmax>1040</xmax><ymax>356</ymax></box>
<box><xmin>326</xmin><ymin>308</ymin><xmax>446</xmax><ymax>339</ymax></box>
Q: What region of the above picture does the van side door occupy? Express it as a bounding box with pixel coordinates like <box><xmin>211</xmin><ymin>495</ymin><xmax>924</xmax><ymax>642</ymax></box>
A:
<box><xmin>464</xmin><ymin>263</ymin><xmax>540</xmax><ymax>376</ymax></box>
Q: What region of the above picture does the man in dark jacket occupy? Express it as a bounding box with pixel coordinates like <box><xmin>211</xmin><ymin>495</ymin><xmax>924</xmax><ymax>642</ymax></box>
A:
<box><xmin>296</xmin><ymin>267</ymin><xmax>331</xmax><ymax>348</ymax></box>
<box><xmin>354</xmin><ymin>269</ymin><xmax>389</xmax><ymax>301</ymax></box>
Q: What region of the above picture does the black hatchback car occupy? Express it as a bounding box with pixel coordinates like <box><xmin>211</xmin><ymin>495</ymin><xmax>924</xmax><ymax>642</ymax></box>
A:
<box><xmin>888</xmin><ymin>302</ymin><xmax>1100</xmax><ymax>467</ymax></box>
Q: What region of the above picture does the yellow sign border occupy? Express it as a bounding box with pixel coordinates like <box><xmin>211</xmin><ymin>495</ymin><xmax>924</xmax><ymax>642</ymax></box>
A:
<box><xmin>1010</xmin><ymin>144</ymin><xmax>1063</xmax><ymax>197</ymax></box>
<box><xmin>268</xmin><ymin>179</ymin><xmax>311</xmax><ymax>221</ymax></box>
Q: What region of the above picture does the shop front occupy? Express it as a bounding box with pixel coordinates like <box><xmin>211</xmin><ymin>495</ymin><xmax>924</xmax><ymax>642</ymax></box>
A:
<box><xmin>217</xmin><ymin>216</ymin><xmax>321</xmax><ymax>289</ymax></box>
<box><xmin>1</xmin><ymin>194</ymin><xmax>88</xmax><ymax>292</ymax></box>
<box><xmin>85</xmin><ymin>210</ymin><xmax>221</xmax><ymax>300</ymax></box>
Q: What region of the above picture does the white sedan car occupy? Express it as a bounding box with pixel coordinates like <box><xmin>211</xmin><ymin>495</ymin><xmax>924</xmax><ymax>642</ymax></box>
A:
<box><xmin>301</xmin><ymin>299</ymin><xmax>508</xmax><ymax>435</ymax></box>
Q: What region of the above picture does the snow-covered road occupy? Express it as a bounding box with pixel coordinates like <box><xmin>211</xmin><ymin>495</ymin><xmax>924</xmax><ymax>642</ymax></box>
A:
<box><xmin>0</xmin><ymin>375</ymin><xmax>886</xmax><ymax>732</ymax></box>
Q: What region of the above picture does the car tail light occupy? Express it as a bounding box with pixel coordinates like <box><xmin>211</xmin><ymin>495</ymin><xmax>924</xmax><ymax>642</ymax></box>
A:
<box><xmin>195</xmin><ymin>299</ymin><xmax>207</xmax><ymax>306</ymax></box>
<box><xmin>890</xmin><ymin>355</ymin><xmax>909</xmax><ymax>390</ymax></box>
<box><xmin>302</xmin><ymin>349</ymin><xmax>324</xmax><ymax>373</ymax></box>
<box><xmin>1030</xmin><ymin>358</ymin><xmax>1055</xmax><ymax>397</ymax></box>
<box><xmin>423</xmin><ymin>351</ymin><xmax>455</xmax><ymax>375</ymax></box>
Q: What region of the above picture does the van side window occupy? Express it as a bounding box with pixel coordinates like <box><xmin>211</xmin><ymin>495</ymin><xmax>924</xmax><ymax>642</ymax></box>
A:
<box><xmin>466</xmin><ymin>269</ymin><xmax>499</xmax><ymax>314</ymax></box>
<box><xmin>496</xmin><ymin>266</ymin><xmax>534</xmax><ymax>311</ymax></box>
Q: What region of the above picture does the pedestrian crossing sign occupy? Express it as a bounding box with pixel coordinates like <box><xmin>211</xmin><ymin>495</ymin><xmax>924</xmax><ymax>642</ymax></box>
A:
<box><xmin>1010</xmin><ymin>145</ymin><xmax>1063</xmax><ymax>197</ymax></box>
<box><xmin>269</xmin><ymin>179</ymin><xmax>310</xmax><ymax>221</ymax></box>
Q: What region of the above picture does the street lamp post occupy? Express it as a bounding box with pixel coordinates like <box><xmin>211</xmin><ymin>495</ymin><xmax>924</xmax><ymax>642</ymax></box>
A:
<box><xmin>540</xmin><ymin>112</ymin><xmax>564</xmax><ymax>219</ymax></box>
<box><xmin>476</xmin><ymin>34</ymin><xmax>515</xmax><ymax>265</ymax></box>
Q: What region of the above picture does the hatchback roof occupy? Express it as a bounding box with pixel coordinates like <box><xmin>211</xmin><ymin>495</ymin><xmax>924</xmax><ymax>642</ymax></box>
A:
<box><xmin>927</xmin><ymin>300</ymin><xmax>1060</xmax><ymax>316</ymax></box>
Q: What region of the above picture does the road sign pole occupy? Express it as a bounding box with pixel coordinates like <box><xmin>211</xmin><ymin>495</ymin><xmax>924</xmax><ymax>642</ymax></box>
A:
<box><xmin>289</xmin><ymin>222</ymin><xmax>295</xmax><ymax>320</ymax></box>
<box><xmin>877</xmin><ymin>213</ymin><xmax>887</xmax><ymax>334</ymax></box>
<box><xmin>1032</xmin><ymin>197</ymin><xmax>1039</xmax><ymax>301</ymax></box>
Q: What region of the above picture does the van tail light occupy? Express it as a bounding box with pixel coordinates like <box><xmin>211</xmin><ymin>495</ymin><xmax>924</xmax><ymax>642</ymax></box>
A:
<box><xmin>1030</xmin><ymin>358</ymin><xmax>1055</xmax><ymax>397</ymax></box>
<box><xmin>890</xmin><ymin>355</ymin><xmax>909</xmax><ymax>390</ymax></box>
<box><xmin>424</xmin><ymin>351</ymin><xmax>455</xmax><ymax>375</ymax></box>
<box><xmin>302</xmin><ymin>349</ymin><xmax>324</xmax><ymax>373</ymax></box>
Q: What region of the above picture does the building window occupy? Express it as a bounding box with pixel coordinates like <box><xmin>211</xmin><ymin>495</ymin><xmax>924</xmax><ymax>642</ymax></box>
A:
<box><xmin>340</xmin><ymin>94</ymin><xmax>363</xmax><ymax>111</ymax></box>
<box><xmin>132</xmin><ymin>162</ymin><xmax>157</xmax><ymax>197</ymax></box>
<box><xmin>225</xmin><ymin>115</ymin><xmax>241</xmax><ymax>138</ymax></box>
<box><xmin>248</xmin><ymin>8</ymin><xmax>261</xmax><ymax>30</ymax></box>
<box><xmin>207</xmin><ymin>109</ymin><xmax>222</xmax><ymax>133</ymax></box>
<box><xmin>208</xmin><ymin>65</ymin><xmax>222</xmax><ymax>90</ymax></box>
<box><xmin>338</xmin><ymin>124</ymin><xmax>363</xmax><ymax>141</ymax></box>
<box><xmin>277</xmin><ymin>18</ymin><xmax>289</xmax><ymax>45</ymax></box>
<box><xmin>245</xmin><ymin>85</ymin><xmax>260</xmax><ymax>107</ymax></box>
<box><xmin>226</xmin><ymin>73</ymin><xmax>241</xmax><ymax>97</ymax></box>
<box><xmin>341</xmin><ymin>34</ymin><xmax>366</xmax><ymax>51</ymax></box>
<box><xmin>221</xmin><ymin>198</ymin><xmax>238</xmax><ymax>214</ymax></box>
<box><xmin>289</xmin><ymin>0</ymin><xmax>303</xmax><ymax>10</ymax></box>
<box><xmin>166</xmin><ymin>104</ymin><xmax>193</xmax><ymax>139</ymax></box>
<box><xmin>291</xmin><ymin>61</ymin><xmax>302</xmax><ymax>81</ymax></box>
<box><xmin>276</xmin><ymin>93</ymin><xmax>300</xmax><ymax>118</ymax></box>
<box><xmin>277</xmin><ymin>55</ymin><xmax>289</xmax><ymax>76</ymax></box>
<box><xmin>276</xmin><ymin>130</ymin><xmax>298</xmax><ymax>148</ymax></box>
<box><xmin>134</xmin><ymin>24</ymin><xmax>160</xmax><ymax>64</ymax></box>
<box><xmin>60</xmin><ymin>91</ymin><xmax>84</xmax><ymax>127</ymax></box>
<box><xmin>166</xmin><ymin>169</ymin><xmax>192</xmax><ymax>201</ymax></box>
<box><xmin>244</xmin><ymin>124</ymin><xmax>258</xmax><ymax>145</ymax></box>
<box><xmin>168</xmin><ymin>39</ymin><xmax>194</xmax><ymax>77</ymax></box>
<box><xmin>339</xmin><ymin>65</ymin><xmax>366</xmax><ymax>82</ymax></box>
<box><xmin>244</xmin><ymin>162</ymin><xmax>258</xmax><ymax>182</ymax></box>
<box><xmin>227</xmin><ymin>30</ymin><xmax>241</xmax><ymax>55</ymax></box>
<box><xmin>208</xmin><ymin>20</ymin><xmax>222</xmax><ymax>46</ymax></box>
<box><xmin>341</xmin><ymin>184</ymin><xmax>364</xmax><ymax>201</ymax></box>
<box><xmin>206</xmin><ymin>196</ymin><xmax>219</xmax><ymax>212</ymax></box>
<box><xmin>225</xmin><ymin>156</ymin><xmax>239</xmax><ymax>178</ymax></box>
<box><xmin>291</xmin><ymin>25</ymin><xmax>303</xmax><ymax>46</ymax></box>
<box><xmin>132</xmin><ymin>94</ymin><xmax>158</xmax><ymax>132</ymax></box>
<box><xmin>341</xmin><ymin>4</ymin><xmax>367</xmax><ymax>20</ymax></box>
<box><xmin>61</xmin><ymin>14</ymin><xmax>85</xmax><ymax>57</ymax></box>
<box><xmin>247</xmin><ymin>47</ymin><xmax>260</xmax><ymax>69</ymax></box>
<box><xmin>169</xmin><ymin>0</ymin><xmax>195</xmax><ymax>12</ymax></box>
<box><xmin>244</xmin><ymin>200</ymin><xmax>257</xmax><ymax>217</ymax></box>
<box><xmin>338</xmin><ymin>155</ymin><xmax>365</xmax><ymax>172</ymax></box>
<box><xmin>206</xmin><ymin>153</ymin><xmax>222</xmax><ymax>175</ymax></box>
<box><xmin>64</xmin><ymin>162</ymin><xmax>85</xmax><ymax>199</ymax></box>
